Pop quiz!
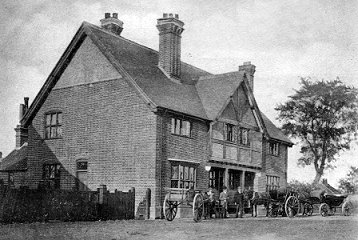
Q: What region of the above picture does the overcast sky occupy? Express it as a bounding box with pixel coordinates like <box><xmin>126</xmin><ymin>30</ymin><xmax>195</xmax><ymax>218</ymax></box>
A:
<box><xmin>1</xmin><ymin>0</ymin><xmax>357</xmax><ymax>187</ymax></box>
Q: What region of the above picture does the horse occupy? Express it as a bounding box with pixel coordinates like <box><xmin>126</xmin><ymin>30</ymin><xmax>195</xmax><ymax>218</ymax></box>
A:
<box><xmin>248</xmin><ymin>191</ymin><xmax>271</xmax><ymax>217</ymax></box>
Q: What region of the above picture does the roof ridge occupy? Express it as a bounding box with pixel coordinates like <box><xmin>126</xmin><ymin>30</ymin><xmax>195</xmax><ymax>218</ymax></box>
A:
<box><xmin>198</xmin><ymin>71</ymin><xmax>242</xmax><ymax>81</ymax></box>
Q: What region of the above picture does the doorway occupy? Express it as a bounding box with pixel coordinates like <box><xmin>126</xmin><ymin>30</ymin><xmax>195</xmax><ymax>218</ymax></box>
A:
<box><xmin>209</xmin><ymin>167</ymin><xmax>225</xmax><ymax>192</ymax></box>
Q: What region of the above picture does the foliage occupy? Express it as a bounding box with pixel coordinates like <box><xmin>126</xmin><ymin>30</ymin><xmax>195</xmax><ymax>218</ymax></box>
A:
<box><xmin>276</xmin><ymin>78</ymin><xmax>358</xmax><ymax>184</ymax></box>
<box><xmin>287</xmin><ymin>179</ymin><xmax>315</xmax><ymax>196</ymax></box>
<box><xmin>338</xmin><ymin>166</ymin><xmax>358</xmax><ymax>194</ymax></box>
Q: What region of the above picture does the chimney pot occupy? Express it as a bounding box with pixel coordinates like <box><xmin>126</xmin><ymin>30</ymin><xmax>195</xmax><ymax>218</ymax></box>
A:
<box><xmin>100</xmin><ymin>13</ymin><xmax>124</xmax><ymax>36</ymax></box>
<box><xmin>112</xmin><ymin>13</ymin><xmax>118</xmax><ymax>19</ymax></box>
<box><xmin>175</xmin><ymin>14</ymin><xmax>179</xmax><ymax>19</ymax></box>
<box><xmin>105</xmin><ymin>13</ymin><xmax>111</xmax><ymax>18</ymax></box>
<box><xmin>163</xmin><ymin>13</ymin><xmax>168</xmax><ymax>18</ymax></box>
<box><xmin>19</xmin><ymin>104</ymin><xmax>25</xmax><ymax>121</ymax></box>
<box><xmin>169</xmin><ymin>13</ymin><xmax>173</xmax><ymax>18</ymax></box>
<box><xmin>24</xmin><ymin>97</ymin><xmax>29</xmax><ymax>109</ymax></box>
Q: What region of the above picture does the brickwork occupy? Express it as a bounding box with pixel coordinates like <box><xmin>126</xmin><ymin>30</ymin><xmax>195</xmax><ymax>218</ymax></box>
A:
<box><xmin>27</xmin><ymin>78</ymin><xmax>157</xmax><ymax>217</ymax></box>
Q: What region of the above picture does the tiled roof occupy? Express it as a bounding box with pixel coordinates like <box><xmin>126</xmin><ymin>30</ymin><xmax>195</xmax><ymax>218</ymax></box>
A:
<box><xmin>0</xmin><ymin>145</ymin><xmax>28</xmax><ymax>172</ymax></box>
<box><xmin>260</xmin><ymin>112</ymin><xmax>293</xmax><ymax>144</ymax></box>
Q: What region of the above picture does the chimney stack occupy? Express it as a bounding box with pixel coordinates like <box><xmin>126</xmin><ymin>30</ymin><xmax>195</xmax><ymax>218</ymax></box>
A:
<box><xmin>100</xmin><ymin>12</ymin><xmax>124</xmax><ymax>36</ymax></box>
<box><xmin>239</xmin><ymin>62</ymin><xmax>256</xmax><ymax>92</ymax></box>
<box><xmin>156</xmin><ymin>13</ymin><xmax>184</xmax><ymax>80</ymax></box>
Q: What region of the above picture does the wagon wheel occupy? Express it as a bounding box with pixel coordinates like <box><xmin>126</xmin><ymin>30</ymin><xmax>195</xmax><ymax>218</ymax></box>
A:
<box><xmin>285</xmin><ymin>196</ymin><xmax>299</xmax><ymax>218</ymax></box>
<box><xmin>302</xmin><ymin>203</ymin><xmax>313</xmax><ymax>216</ymax></box>
<box><xmin>319</xmin><ymin>203</ymin><xmax>329</xmax><ymax>217</ymax></box>
<box><xmin>342</xmin><ymin>201</ymin><xmax>354</xmax><ymax>216</ymax></box>
<box><xmin>163</xmin><ymin>194</ymin><xmax>178</xmax><ymax>221</ymax></box>
<box><xmin>193</xmin><ymin>193</ymin><xmax>204</xmax><ymax>222</ymax></box>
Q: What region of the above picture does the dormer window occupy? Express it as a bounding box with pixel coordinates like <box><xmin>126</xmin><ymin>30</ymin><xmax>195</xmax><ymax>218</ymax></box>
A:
<box><xmin>171</xmin><ymin>118</ymin><xmax>191</xmax><ymax>137</ymax></box>
<box><xmin>45</xmin><ymin>112</ymin><xmax>62</xmax><ymax>139</ymax></box>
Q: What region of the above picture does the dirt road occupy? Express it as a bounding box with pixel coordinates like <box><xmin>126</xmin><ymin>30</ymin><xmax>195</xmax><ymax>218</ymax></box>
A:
<box><xmin>0</xmin><ymin>215</ymin><xmax>357</xmax><ymax>240</ymax></box>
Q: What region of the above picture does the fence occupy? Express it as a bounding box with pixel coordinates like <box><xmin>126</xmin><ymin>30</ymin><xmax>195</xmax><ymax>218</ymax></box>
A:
<box><xmin>0</xmin><ymin>185</ymin><xmax>135</xmax><ymax>223</ymax></box>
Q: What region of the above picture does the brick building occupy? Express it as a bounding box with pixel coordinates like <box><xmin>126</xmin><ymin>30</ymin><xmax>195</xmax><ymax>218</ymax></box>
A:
<box><xmin>0</xmin><ymin>13</ymin><xmax>292</xmax><ymax>219</ymax></box>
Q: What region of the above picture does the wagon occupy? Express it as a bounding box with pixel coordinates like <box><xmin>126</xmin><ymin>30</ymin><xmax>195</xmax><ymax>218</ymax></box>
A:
<box><xmin>288</xmin><ymin>190</ymin><xmax>352</xmax><ymax>217</ymax></box>
<box><xmin>163</xmin><ymin>188</ymin><xmax>207</xmax><ymax>222</ymax></box>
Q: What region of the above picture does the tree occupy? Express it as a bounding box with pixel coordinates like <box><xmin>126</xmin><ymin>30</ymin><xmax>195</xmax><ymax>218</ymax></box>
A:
<box><xmin>276</xmin><ymin>78</ymin><xmax>358</xmax><ymax>185</ymax></box>
<box><xmin>338</xmin><ymin>166</ymin><xmax>358</xmax><ymax>194</ymax></box>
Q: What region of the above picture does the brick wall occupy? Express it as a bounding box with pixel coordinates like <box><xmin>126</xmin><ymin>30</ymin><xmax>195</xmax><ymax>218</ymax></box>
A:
<box><xmin>26</xmin><ymin>78</ymin><xmax>157</xmax><ymax>218</ymax></box>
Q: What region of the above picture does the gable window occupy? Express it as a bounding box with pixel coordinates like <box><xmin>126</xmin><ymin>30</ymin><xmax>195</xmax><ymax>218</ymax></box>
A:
<box><xmin>171</xmin><ymin>164</ymin><xmax>196</xmax><ymax>189</ymax></box>
<box><xmin>266</xmin><ymin>175</ymin><xmax>280</xmax><ymax>191</ymax></box>
<box><xmin>45</xmin><ymin>112</ymin><xmax>62</xmax><ymax>139</ymax></box>
<box><xmin>171</xmin><ymin>118</ymin><xmax>191</xmax><ymax>137</ymax></box>
<box><xmin>239</xmin><ymin>128</ymin><xmax>249</xmax><ymax>145</ymax></box>
<box><xmin>224</xmin><ymin>123</ymin><xmax>234</xmax><ymax>142</ymax></box>
<box><xmin>43</xmin><ymin>164</ymin><xmax>60</xmax><ymax>189</ymax></box>
<box><xmin>76</xmin><ymin>161</ymin><xmax>88</xmax><ymax>191</ymax></box>
<box><xmin>269</xmin><ymin>142</ymin><xmax>280</xmax><ymax>156</ymax></box>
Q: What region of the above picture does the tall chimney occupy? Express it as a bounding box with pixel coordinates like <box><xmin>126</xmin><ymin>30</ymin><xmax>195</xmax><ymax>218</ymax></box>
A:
<box><xmin>24</xmin><ymin>97</ymin><xmax>29</xmax><ymax>110</ymax></box>
<box><xmin>239</xmin><ymin>61</ymin><xmax>256</xmax><ymax>91</ymax></box>
<box><xmin>156</xmin><ymin>13</ymin><xmax>184</xmax><ymax>80</ymax></box>
<box><xmin>100</xmin><ymin>12</ymin><xmax>124</xmax><ymax>36</ymax></box>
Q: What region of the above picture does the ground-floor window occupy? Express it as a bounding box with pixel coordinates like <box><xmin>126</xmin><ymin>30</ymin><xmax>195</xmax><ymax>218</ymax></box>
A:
<box><xmin>209</xmin><ymin>167</ymin><xmax>225</xmax><ymax>192</ymax></box>
<box><xmin>43</xmin><ymin>163</ymin><xmax>61</xmax><ymax>189</ymax></box>
<box><xmin>228</xmin><ymin>170</ymin><xmax>241</xmax><ymax>190</ymax></box>
<box><xmin>76</xmin><ymin>161</ymin><xmax>88</xmax><ymax>191</ymax></box>
<box><xmin>266</xmin><ymin>175</ymin><xmax>280</xmax><ymax>191</ymax></box>
<box><xmin>8</xmin><ymin>172</ymin><xmax>14</xmax><ymax>186</ymax></box>
<box><xmin>171</xmin><ymin>164</ymin><xmax>196</xmax><ymax>189</ymax></box>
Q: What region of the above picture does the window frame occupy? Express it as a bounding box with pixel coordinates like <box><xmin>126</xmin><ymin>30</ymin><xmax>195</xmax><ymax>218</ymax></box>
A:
<box><xmin>76</xmin><ymin>161</ymin><xmax>88</xmax><ymax>191</ymax></box>
<box><xmin>171</xmin><ymin>117</ymin><xmax>192</xmax><ymax>137</ymax></box>
<box><xmin>239</xmin><ymin>127</ymin><xmax>250</xmax><ymax>146</ymax></box>
<box><xmin>170</xmin><ymin>163</ymin><xmax>197</xmax><ymax>189</ymax></box>
<box><xmin>42</xmin><ymin>163</ymin><xmax>61</xmax><ymax>189</ymax></box>
<box><xmin>268</xmin><ymin>141</ymin><xmax>280</xmax><ymax>156</ymax></box>
<box><xmin>44</xmin><ymin>111</ymin><xmax>63</xmax><ymax>139</ymax></box>
<box><xmin>224</xmin><ymin>123</ymin><xmax>234</xmax><ymax>142</ymax></box>
<box><xmin>266</xmin><ymin>175</ymin><xmax>280</xmax><ymax>191</ymax></box>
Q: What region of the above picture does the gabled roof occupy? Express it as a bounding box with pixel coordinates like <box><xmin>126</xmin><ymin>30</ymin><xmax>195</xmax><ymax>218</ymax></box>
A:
<box><xmin>0</xmin><ymin>144</ymin><xmax>28</xmax><ymax>172</ymax></box>
<box><xmin>260</xmin><ymin>113</ymin><xmax>293</xmax><ymax>145</ymax></box>
<box><xmin>196</xmin><ymin>71</ymin><xmax>244</xmax><ymax>120</ymax></box>
<box><xmin>20</xmin><ymin>21</ymin><xmax>292</xmax><ymax>145</ymax></box>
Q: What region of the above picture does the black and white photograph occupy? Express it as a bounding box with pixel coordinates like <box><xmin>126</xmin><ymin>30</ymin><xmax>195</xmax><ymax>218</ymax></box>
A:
<box><xmin>0</xmin><ymin>1</ymin><xmax>357</xmax><ymax>239</ymax></box>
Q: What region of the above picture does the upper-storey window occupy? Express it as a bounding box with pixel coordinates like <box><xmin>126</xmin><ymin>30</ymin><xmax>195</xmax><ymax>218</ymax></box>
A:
<box><xmin>45</xmin><ymin>112</ymin><xmax>62</xmax><ymax>139</ymax></box>
<box><xmin>171</xmin><ymin>118</ymin><xmax>191</xmax><ymax>137</ymax></box>
<box><xmin>269</xmin><ymin>141</ymin><xmax>280</xmax><ymax>156</ymax></box>
<box><xmin>239</xmin><ymin>128</ymin><xmax>249</xmax><ymax>145</ymax></box>
<box><xmin>224</xmin><ymin>123</ymin><xmax>234</xmax><ymax>142</ymax></box>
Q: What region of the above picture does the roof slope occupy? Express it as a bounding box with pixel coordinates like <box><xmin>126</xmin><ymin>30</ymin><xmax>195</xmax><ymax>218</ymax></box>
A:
<box><xmin>0</xmin><ymin>144</ymin><xmax>28</xmax><ymax>172</ymax></box>
<box><xmin>260</xmin><ymin>112</ymin><xmax>293</xmax><ymax>144</ymax></box>
<box><xmin>87</xmin><ymin>23</ymin><xmax>210</xmax><ymax>119</ymax></box>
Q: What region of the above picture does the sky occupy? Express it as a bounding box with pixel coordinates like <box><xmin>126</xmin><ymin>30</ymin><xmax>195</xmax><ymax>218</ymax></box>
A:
<box><xmin>0</xmin><ymin>0</ymin><xmax>357</xmax><ymax>188</ymax></box>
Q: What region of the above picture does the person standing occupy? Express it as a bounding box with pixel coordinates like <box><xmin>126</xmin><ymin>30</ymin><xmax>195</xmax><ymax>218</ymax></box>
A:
<box><xmin>219</xmin><ymin>186</ymin><xmax>229</xmax><ymax>217</ymax></box>
<box><xmin>235</xmin><ymin>186</ymin><xmax>244</xmax><ymax>218</ymax></box>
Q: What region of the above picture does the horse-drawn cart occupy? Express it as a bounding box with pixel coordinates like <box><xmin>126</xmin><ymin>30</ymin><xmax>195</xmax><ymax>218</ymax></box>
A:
<box><xmin>163</xmin><ymin>188</ymin><xmax>206</xmax><ymax>222</ymax></box>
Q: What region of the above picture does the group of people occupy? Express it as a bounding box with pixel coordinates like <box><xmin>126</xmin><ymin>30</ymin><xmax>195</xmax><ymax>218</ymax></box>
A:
<box><xmin>205</xmin><ymin>185</ymin><xmax>252</xmax><ymax>218</ymax></box>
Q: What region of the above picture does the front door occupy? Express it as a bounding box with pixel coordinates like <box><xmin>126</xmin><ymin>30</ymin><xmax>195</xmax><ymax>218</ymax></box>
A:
<box><xmin>228</xmin><ymin>170</ymin><xmax>241</xmax><ymax>190</ymax></box>
<box><xmin>244</xmin><ymin>171</ymin><xmax>255</xmax><ymax>190</ymax></box>
<box><xmin>209</xmin><ymin>167</ymin><xmax>225</xmax><ymax>192</ymax></box>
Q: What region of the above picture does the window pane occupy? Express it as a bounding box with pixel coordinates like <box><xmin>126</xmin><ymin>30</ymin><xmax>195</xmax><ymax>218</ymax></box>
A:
<box><xmin>46</xmin><ymin>114</ymin><xmax>51</xmax><ymax>125</ymax></box>
<box><xmin>77</xmin><ymin>161</ymin><xmax>88</xmax><ymax>170</ymax></box>
<box><xmin>171</xmin><ymin>165</ymin><xmax>178</xmax><ymax>179</ymax></box>
<box><xmin>51</xmin><ymin>114</ymin><xmax>57</xmax><ymax>125</ymax></box>
<box><xmin>183</xmin><ymin>121</ymin><xmax>191</xmax><ymax>136</ymax></box>
<box><xmin>57</xmin><ymin>126</ymin><xmax>63</xmax><ymax>137</ymax></box>
<box><xmin>175</xmin><ymin>119</ymin><xmax>181</xmax><ymax>135</ymax></box>
<box><xmin>184</xmin><ymin>166</ymin><xmax>189</xmax><ymax>180</ymax></box>
<box><xmin>179</xmin><ymin>165</ymin><xmax>183</xmax><ymax>180</ymax></box>
<box><xmin>77</xmin><ymin>171</ymin><xmax>88</xmax><ymax>191</ymax></box>
<box><xmin>171</xmin><ymin>180</ymin><xmax>178</xmax><ymax>188</ymax></box>
<box><xmin>57</xmin><ymin>113</ymin><xmax>62</xmax><ymax>124</ymax></box>
<box><xmin>51</xmin><ymin>127</ymin><xmax>57</xmax><ymax>138</ymax></box>
<box><xmin>189</xmin><ymin>167</ymin><xmax>194</xmax><ymax>181</ymax></box>
<box><xmin>184</xmin><ymin>181</ymin><xmax>189</xmax><ymax>189</ymax></box>
<box><xmin>45</xmin><ymin>127</ymin><xmax>51</xmax><ymax>139</ymax></box>
<box><xmin>171</xmin><ymin>118</ymin><xmax>175</xmax><ymax>134</ymax></box>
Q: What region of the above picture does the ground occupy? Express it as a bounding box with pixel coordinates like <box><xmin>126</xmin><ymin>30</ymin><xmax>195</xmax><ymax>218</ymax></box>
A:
<box><xmin>0</xmin><ymin>214</ymin><xmax>357</xmax><ymax>240</ymax></box>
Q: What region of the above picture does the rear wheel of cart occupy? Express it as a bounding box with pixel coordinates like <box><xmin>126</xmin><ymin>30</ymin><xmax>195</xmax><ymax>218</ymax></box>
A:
<box><xmin>342</xmin><ymin>201</ymin><xmax>354</xmax><ymax>216</ymax></box>
<box><xmin>285</xmin><ymin>196</ymin><xmax>299</xmax><ymax>218</ymax></box>
<box><xmin>193</xmin><ymin>194</ymin><xmax>204</xmax><ymax>222</ymax></box>
<box><xmin>319</xmin><ymin>203</ymin><xmax>329</xmax><ymax>217</ymax></box>
<box><xmin>163</xmin><ymin>194</ymin><xmax>178</xmax><ymax>221</ymax></box>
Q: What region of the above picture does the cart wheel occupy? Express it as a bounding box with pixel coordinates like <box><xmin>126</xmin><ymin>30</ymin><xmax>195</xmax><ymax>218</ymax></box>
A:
<box><xmin>163</xmin><ymin>194</ymin><xmax>177</xmax><ymax>221</ymax></box>
<box><xmin>302</xmin><ymin>203</ymin><xmax>313</xmax><ymax>216</ymax></box>
<box><xmin>285</xmin><ymin>196</ymin><xmax>299</xmax><ymax>218</ymax></box>
<box><xmin>193</xmin><ymin>193</ymin><xmax>204</xmax><ymax>222</ymax></box>
<box><xmin>342</xmin><ymin>201</ymin><xmax>354</xmax><ymax>216</ymax></box>
<box><xmin>319</xmin><ymin>203</ymin><xmax>329</xmax><ymax>217</ymax></box>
